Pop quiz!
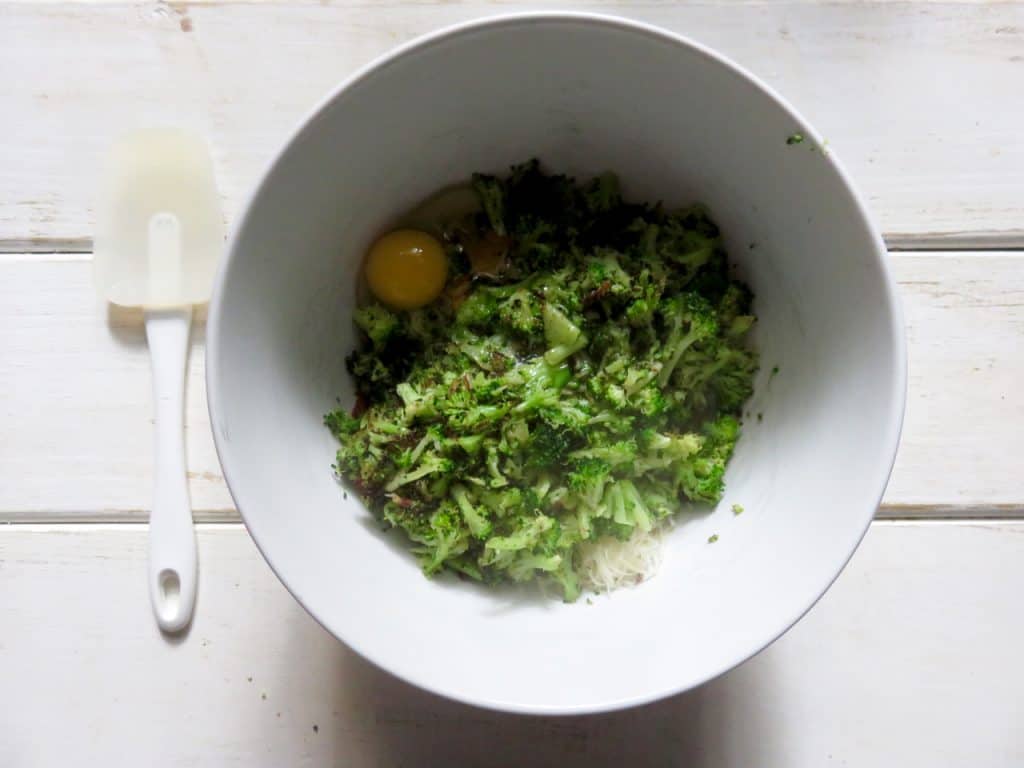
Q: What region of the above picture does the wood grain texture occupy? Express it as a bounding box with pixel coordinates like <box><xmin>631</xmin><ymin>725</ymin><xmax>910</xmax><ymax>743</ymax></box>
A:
<box><xmin>2</xmin><ymin>1</ymin><xmax>1023</xmax><ymax>246</ymax></box>
<box><xmin>0</xmin><ymin>254</ymin><xmax>232</xmax><ymax>517</ymax></box>
<box><xmin>0</xmin><ymin>520</ymin><xmax>1021</xmax><ymax>766</ymax></box>
<box><xmin>2</xmin><ymin>251</ymin><xmax>1022</xmax><ymax>519</ymax></box>
<box><xmin>886</xmin><ymin>252</ymin><xmax>1024</xmax><ymax>508</ymax></box>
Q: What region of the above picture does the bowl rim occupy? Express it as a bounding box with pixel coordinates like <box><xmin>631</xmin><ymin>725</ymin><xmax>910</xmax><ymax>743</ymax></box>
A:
<box><xmin>207</xmin><ymin>10</ymin><xmax>908</xmax><ymax>715</ymax></box>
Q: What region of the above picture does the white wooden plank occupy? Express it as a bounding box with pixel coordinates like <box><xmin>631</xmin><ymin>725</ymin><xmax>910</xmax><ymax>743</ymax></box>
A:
<box><xmin>885</xmin><ymin>252</ymin><xmax>1024</xmax><ymax>509</ymax></box>
<box><xmin>0</xmin><ymin>255</ymin><xmax>234</xmax><ymax>518</ymax></box>
<box><xmin>2</xmin><ymin>1</ymin><xmax>1023</xmax><ymax>247</ymax></box>
<box><xmin>0</xmin><ymin>520</ymin><xmax>1021</xmax><ymax>766</ymax></box>
<box><xmin>2</xmin><ymin>252</ymin><xmax>1023</xmax><ymax>518</ymax></box>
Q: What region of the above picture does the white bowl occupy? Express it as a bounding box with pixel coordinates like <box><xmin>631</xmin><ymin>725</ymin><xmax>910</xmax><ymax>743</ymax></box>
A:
<box><xmin>208</xmin><ymin>13</ymin><xmax>906</xmax><ymax>714</ymax></box>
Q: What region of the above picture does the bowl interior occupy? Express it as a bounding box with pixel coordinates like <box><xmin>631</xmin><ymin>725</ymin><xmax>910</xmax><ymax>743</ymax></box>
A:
<box><xmin>209</xmin><ymin>15</ymin><xmax>904</xmax><ymax>713</ymax></box>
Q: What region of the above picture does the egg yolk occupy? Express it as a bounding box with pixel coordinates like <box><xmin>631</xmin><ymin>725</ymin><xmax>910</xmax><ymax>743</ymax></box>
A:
<box><xmin>363</xmin><ymin>229</ymin><xmax>447</xmax><ymax>310</ymax></box>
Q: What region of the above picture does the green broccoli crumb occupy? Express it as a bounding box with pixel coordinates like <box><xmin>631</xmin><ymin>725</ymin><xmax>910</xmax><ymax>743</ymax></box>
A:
<box><xmin>732</xmin><ymin>503</ymin><xmax>744</xmax><ymax>515</ymax></box>
<box><xmin>786</xmin><ymin>133</ymin><xmax>804</xmax><ymax>145</ymax></box>
<box><xmin>708</xmin><ymin>533</ymin><xmax>719</xmax><ymax>544</ymax></box>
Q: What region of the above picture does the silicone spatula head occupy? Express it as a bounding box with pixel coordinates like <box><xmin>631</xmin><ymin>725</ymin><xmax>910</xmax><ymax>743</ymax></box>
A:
<box><xmin>94</xmin><ymin>128</ymin><xmax>224</xmax><ymax>308</ymax></box>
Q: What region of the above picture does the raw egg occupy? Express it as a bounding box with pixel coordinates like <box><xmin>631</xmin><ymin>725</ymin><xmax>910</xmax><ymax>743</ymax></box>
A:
<box><xmin>363</xmin><ymin>229</ymin><xmax>447</xmax><ymax>310</ymax></box>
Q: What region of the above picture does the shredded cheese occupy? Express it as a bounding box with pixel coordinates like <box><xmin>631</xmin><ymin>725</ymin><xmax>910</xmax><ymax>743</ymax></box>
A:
<box><xmin>578</xmin><ymin>527</ymin><xmax>664</xmax><ymax>594</ymax></box>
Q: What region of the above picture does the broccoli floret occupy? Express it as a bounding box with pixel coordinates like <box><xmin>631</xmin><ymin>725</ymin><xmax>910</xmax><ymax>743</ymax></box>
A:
<box><xmin>631</xmin><ymin>385</ymin><xmax>668</xmax><ymax>418</ymax></box>
<box><xmin>662</xmin><ymin>222</ymin><xmax>716</xmax><ymax>274</ymax></box>
<box><xmin>571</xmin><ymin>439</ymin><xmax>637</xmax><ymax>470</ymax></box>
<box><xmin>472</xmin><ymin>173</ymin><xmax>506</xmax><ymax>236</ymax></box>
<box><xmin>507</xmin><ymin>552</ymin><xmax>563</xmax><ymax>582</ymax></box>
<box><xmin>675</xmin><ymin>458</ymin><xmax>726</xmax><ymax>504</ymax></box>
<box><xmin>507</xmin><ymin>358</ymin><xmax>573</xmax><ymax>416</ymax></box>
<box><xmin>513</xmin><ymin>220</ymin><xmax>560</xmax><ymax>273</ymax></box>
<box><xmin>345</xmin><ymin>350</ymin><xmax>393</xmax><ymax>395</ymax></box>
<box><xmin>582</xmin><ymin>172</ymin><xmax>621</xmax><ymax>215</ymax></box>
<box><xmin>582</xmin><ymin>252</ymin><xmax>632</xmax><ymax>299</ymax></box>
<box><xmin>384</xmin><ymin>452</ymin><xmax>455</xmax><ymax>493</ymax></box>
<box><xmin>672</xmin><ymin>415</ymin><xmax>741</xmax><ymax>503</ymax></box>
<box><xmin>567</xmin><ymin>457</ymin><xmax>612</xmax><ymax>510</ymax></box>
<box><xmin>718</xmin><ymin>282</ymin><xmax>753</xmax><ymax>327</ymax></box>
<box><xmin>656</xmin><ymin>293</ymin><xmax>719</xmax><ymax>387</ymax></box>
<box><xmin>384</xmin><ymin>502</ymin><xmax>468</xmax><ymax>575</ymax></box>
<box><xmin>451</xmin><ymin>484</ymin><xmax>493</xmax><ymax>539</ymax></box>
<box><xmin>345</xmin><ymin>330</ymin><xmax>421</xmax><ymax>402</ymax></box>
<box><xmin>497</xmin><ymin>288</ymin><xmax>543</xmax><ymax>337</ymax></box>
<box><xmin>353</xmin><ymin>303</ymin><xmax>399</xmax><ymax>347</ymax></box>
<box><xmin>542</xmin><ymin>303</ymin><xmax>587</xmax><ymax>366</ymax></box>
<box><xmin>708</xmin><ymin>347</ymin><xmax>759</xmax><ymax>411</ymax></box>
<box><xmin>421</xmin><ymin>505</ymin><xmax>470</xmax><ymax>574</ymax></box>
<box><xmin>635</xmin><ymin>429</ymin><xmax>703</xmax><ymax>472</ymax></box>
<box><xmin>455</xmin><ymin>288</ymin><xmax>499</xmax><ymax>327</ymax></box>
<box><xmin>478</xmin><ymin>486</ymin><xmax>524</xmax><ymax>517</ymax></box>
<box><xmin>616</xmin><ymin>479</ymin><xmax>654</xmax><ymax>532</ymax></box>
<box><xmin>395</xmin><ymin>382</ymin><xmax>437</xmax><ymax>422</ymax></box>
<box><xmin>455</xmin><ymin>331</ymin><xmax>515</xmax><ymax>373</ymax></box>
<box><xmin>324</xmin><ymin>409</ymin><xmax>360</xmax><ymax>436</ymax></box>
<box><xmin>625</xmin><ymin>298</ymin><xmax>654</xmax><ymax>326</ymax></box>
<box><xmin>525</xmin><ymin>421</ymin><xmax>574</xmax><ymax>468</ymax></box>
<box><xmin>551</xmin><ymin>556</ymin><xmax>581</xmax><ymax>602</ymax></box>
<box><xmin>705</xmin><ymin>414</ymin><xmax>741</xmax><ymax>449</ymax></box>
<box><xmin>480</xmin><ymin>515</ymin><xmax>556</xmax><ymax>568</ymax></box>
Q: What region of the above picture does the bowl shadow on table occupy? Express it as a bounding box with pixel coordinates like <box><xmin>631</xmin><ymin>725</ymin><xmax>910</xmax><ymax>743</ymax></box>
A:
<box><xmin>293</xmin><ymin>590</ymin><xmax>787</xmax><ymax>768</ymax></box>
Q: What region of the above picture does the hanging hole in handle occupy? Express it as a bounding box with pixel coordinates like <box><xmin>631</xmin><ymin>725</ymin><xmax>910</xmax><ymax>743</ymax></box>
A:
<box><xmin>158</xmin><ymin>569</ymin><xmax>181</xmax><ymax>620</ymax></box>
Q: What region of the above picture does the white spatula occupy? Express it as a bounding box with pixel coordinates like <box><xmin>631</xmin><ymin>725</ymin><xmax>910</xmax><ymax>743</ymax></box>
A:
<box><xmin>94</xmin><ymin>129</ymin><xmax>225</xmax><ymax>633</ymax></box>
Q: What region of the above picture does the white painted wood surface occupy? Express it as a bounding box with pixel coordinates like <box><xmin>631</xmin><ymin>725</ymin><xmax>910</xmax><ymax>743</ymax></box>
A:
<box><xmin>1</xmin><ymin>521</ymin><xmax>1021</xmax><ymax>766</ymax></box>
<box><xmin>3</xmin><ymin>1</ymin><xmax>1024</xmax><ymax>763</ymax></box>
<box><xmin>2</xmin><ymin>251</ymin><xmax>1022</xmax><ymax>519</ymax></box>
<box><xmin>3</xmin><ymin>1</ymin><xmax>1024</xmax><ymax>247</ymax></box>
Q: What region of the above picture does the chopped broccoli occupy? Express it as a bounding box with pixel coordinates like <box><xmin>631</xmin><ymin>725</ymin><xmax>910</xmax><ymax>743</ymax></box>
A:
<box><xmin>328</xmin><ymin>160</ymin><xmax>758</xmax><ymax>600</ymax></box>
<box><xmin>451</xmin><ymin>484</ymin><xmax>493</xmax><ymax>539</ymax></box>
<box><xmin>472</xmin><ymin>173</ymin><xmax>506</xmax><ymax>236</ymax></box>
<box><xmin>567</xmin><ymin>457</ymin><xmax>612</xmax><ymax>511</ymax></box>
<box><xmin>656</xmin><ymin>293</ymin><xmax>719</xmax><ymax>387</ymax></box>
<box><xmin>353</xmin><ymin>304</ymin><xmax>399</xmax><ymax>347</ymax></box>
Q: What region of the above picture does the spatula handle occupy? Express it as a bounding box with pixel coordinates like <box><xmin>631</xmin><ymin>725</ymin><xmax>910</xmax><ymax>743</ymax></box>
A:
<box><xmin>145</xmin><ymin>307</ymin><xmax>197</xmax><ymax>633</ymax></box>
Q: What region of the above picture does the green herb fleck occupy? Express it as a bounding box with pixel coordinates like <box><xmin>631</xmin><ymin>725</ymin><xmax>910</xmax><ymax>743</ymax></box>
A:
<box><xmin>732</xmin><ymin>503</ymin><xmax>744</xmax><ymax>515</ymax></box>
<box><xmin>786</xmin><ymin>133</ymin><xmax>804</xmax><ymax>145</ymax></box>
<box><xmin>708</xmin><ymin>534</ymin><xmax>719</xmax><ymax>544</ymax></box>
